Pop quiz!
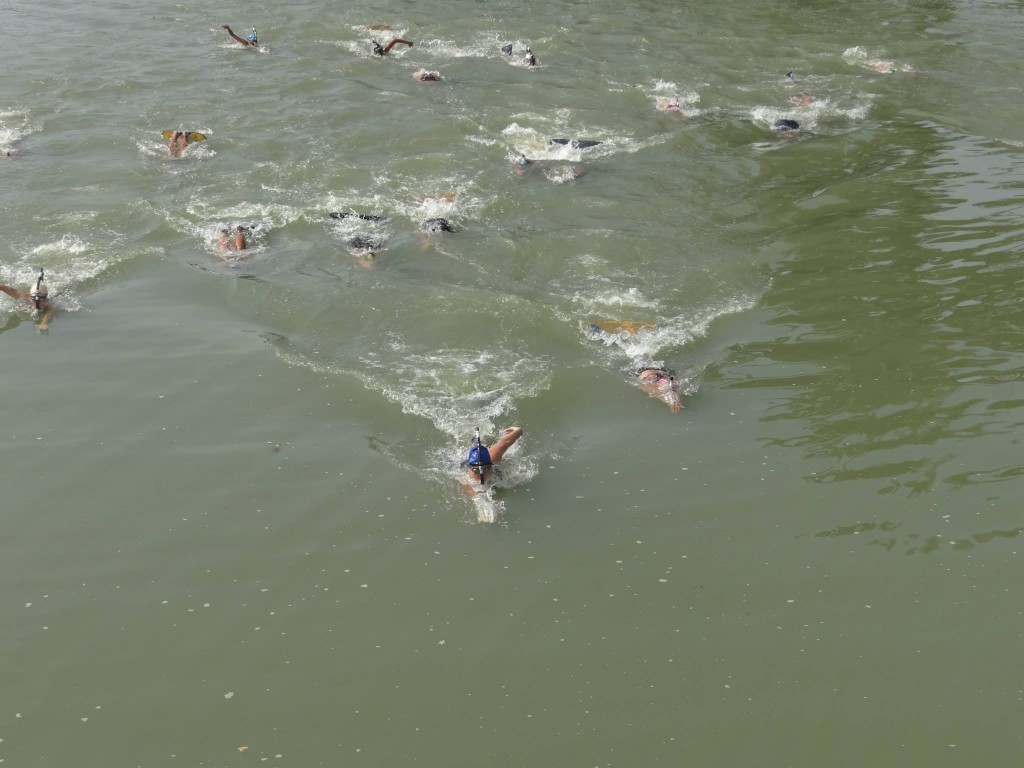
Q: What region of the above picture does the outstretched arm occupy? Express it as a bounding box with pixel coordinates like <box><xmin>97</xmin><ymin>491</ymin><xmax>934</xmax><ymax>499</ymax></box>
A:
<box><xmin>221</xmin><ymin>25</ymin><xmax>254</xmax><ymax>46</ymax></box>
<box><xmin>0</xmin><ymin>284</ymin><xmax>30</xmax><ymax>303</ymax></box>
<box><xmin>383</xmin><ymin>38</ymin><xmax>413</xmax><ymax>53</ymax></box>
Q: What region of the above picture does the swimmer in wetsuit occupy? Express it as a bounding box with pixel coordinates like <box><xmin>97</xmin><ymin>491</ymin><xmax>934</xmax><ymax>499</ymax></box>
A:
<box><xmin>330</xmin><ymin>212</ymin><xmax>386</xmax><ymax>222</ymax></box>
<box><xmin>421</xmin><ymin>217</ymin><xmax>455</xmax><ymax>234</ymax></box>
<box><xmin>550</xmin><ymin>138</ymin><xmax>603</xmax><ymax>149</ymax></box>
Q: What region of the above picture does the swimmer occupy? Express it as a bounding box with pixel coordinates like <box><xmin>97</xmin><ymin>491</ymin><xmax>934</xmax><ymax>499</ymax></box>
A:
<box><xmin>372</xmin><ymin>37</ymin><xmax>413</xmax><ymax>56</ymax></box>
<box><xmin>3</xmin><ymin>148</ymin><xmax>18</xmax><ymax>159</ymax></box>
<box><xmin>413</xmin><ymin>69</ymin><xmax>442</xmax><ymax>82</ymax></box>
<box><xmin>348</xmin><ymin>236</ymin><xmax>384</xmax><ymax>267</ymax></box>
<box><xmin>513</xmin><ymin>153</ymin><xmax>535</xmax><ymax>176</ymax></box>
<box><xmin>420</xmin><ymin>217</ymin><xmax>455</xmax><ymax>234</ymax></box>
<box><xmin>660</xmin><ymin>102</ymin><xmax>682</xmax><ymax>112</ymax></box>
<box><xmin>635</xmin><ymin>367</ymin><xmax>683</xmax><ymax>413</ymax></box>
<box><xmin>790</xmin><ymin>92</ymin><xmax>814</xmax><ymax>107</ymax></box>
<box><xmin>0</xmin><ymin>269</ymin><xmax>55</xmax><ymax>332</ymax></box>
<box><xmin>523</xmin><ymin>47</ymin><xmax>537</xmax><ymax>67</ymax></box>
<box><xmin>590</xmin><ymin>319</ymin><xmax>655</xmax><ymax>335</ymax></box>
<box><xmin>218</xmin><ymin>225</ymin><xmax>249</xmax><ymax>252</ymax></box>
<box><xmin>348</xmin><ymin>235</ymin><xmax>384</xmax><ymax>252</ymax></box>
<box><xmin>866</xmin><ymin>60</ymin><xmax>920</xmax><ymax>77</ymax></box>
<box><xmin>330</xmin><ymin>211</ymin><xmax>386</xmax><ymax>222</ymax></box>
<box><xmin>772</xmin><ymin>118</ymin><xmax>800</xmax><ymax>132</ymax></box>
<box><xmin>462</xmin><ymin>426</ymin><xmax>523</xmax><ymax>490</ymax></box>
<box><xmin>220</xmin><ymin>24</ymin><xmax>257</xmax><ymax>47</ymax></box>
<box><xmin>167</xmin><ymin>130</ymin><xmax>189</xmax><ymax>157</ymax></box>
<box><xmin>550</xmin><ymin>138</ymin><xmax>603</xmax><ymax>149</ymax></box>
<box><xmin>418</xmin><ymin>217</ymin><xmax>455</xmax><ymax>251</ymax></box>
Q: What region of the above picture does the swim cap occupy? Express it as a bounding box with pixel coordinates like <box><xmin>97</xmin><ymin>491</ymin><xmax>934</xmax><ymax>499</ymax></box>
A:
<box><xmin>247</xmin><ymin>27</ymin><xmax>258</xmax><ymax>44</ymax></box>
<box><xmin>30</xmin><ymin>276</ymin><xmax>47</xmax><ymax>298</ymax></box>
<box><xmin>773</xmin><ymin>118</ymin><xmax>800</xmax><ymax>131</ymax></box>
<box><xmin>467</xmin><ymin>444</ymin><xmax>492</xmax><ymax>467</ymax></box>
<box><xmin>422</xmin><ymin>218</ymin><xmax>454</xmax><ymax>233</ymax></box>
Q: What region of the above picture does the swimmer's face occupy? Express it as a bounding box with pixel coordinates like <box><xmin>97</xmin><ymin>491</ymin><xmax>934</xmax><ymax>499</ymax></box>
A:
<box><xmin>467</xmin><ymin>464</ymin><xmax>492</xmax><ymax>483</ymax></box>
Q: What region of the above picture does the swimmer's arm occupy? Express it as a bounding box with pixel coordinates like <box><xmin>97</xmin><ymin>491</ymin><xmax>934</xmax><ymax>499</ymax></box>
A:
<box><xmin>382</xmin><ymin>38</ymin><xmax>413</xmax><ymax>53</ymax></box>
<box><xmin>0</xmin><ymin>284</ymin><xmax>30</xmax><ymax>303</ymax></box>
<box><xmin>220</xmin><ymin>25</ymin><xmax>254</xmax><ymax>46</ymax></box>
<box><xmin>487</xmin><ymin>426</ymin><xmax>522</xmax><ymax>463</ymax></box>
<box><xmin>36</xmin><ymin>306</ymin><xmax>54</xmax><ymax>331</ymax></box>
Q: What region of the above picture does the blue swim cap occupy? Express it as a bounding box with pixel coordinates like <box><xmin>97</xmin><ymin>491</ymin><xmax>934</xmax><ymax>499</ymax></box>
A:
<box><xmin>467</xmin><ymin>445</ymin><xmax>492</xmax><ymax>467</ymax></box>
<box><xmin>247</xmin><ymin>27</ymin><xmax>258</xmax><ymax>43</ymax></box>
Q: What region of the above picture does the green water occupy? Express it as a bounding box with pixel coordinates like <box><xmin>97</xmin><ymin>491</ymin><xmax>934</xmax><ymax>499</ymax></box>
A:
<box><xmin>3</xmin><ymin>0</ymin><xmax>1024</xmax><ymax>765</ymax></box>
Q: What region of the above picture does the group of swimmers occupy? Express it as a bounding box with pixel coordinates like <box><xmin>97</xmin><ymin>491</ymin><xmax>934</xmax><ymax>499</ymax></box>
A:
<box><xmin>1</xmin><ymin>21</ymin><xmax>719</xmax><ymax>499</ymax></box>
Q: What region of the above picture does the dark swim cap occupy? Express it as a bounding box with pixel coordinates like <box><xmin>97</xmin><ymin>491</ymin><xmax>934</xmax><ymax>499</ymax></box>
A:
<box><xmin>467</xmin><ymin>445</ymin><xmax>492</xmax><ymax>467</ymax></box>
<box><xmin>773</xmin><ymin>118</ymin><xmax>800</xmax><ymax>131</ymax></box>
<box><xmin>422</xmin><ymin>217</ymin><xmax>455</xmax><ymax>233</ymax></box>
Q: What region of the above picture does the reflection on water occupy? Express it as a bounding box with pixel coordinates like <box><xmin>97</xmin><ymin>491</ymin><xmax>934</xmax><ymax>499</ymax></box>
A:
<box><xmin>722</xmin><ymin>124</ymin><xmax>1024</xmax><ymax>496</ymax></box>
<box><xmin>814</xmin><ymin>520</ymin><xmax>1023</xmax><ymax>555</ymax></box>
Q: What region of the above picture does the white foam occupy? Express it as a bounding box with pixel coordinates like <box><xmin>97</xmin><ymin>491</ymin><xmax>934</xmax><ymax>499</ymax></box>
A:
<box><xmin>0</xmin><ymin>109</ymin><xmax>39</xmax><ymax>148</ymax></box>
<box><xmin>585</xmin><ymin>295</ymin><xmax>758</xmax><ymax>364</ymax></box>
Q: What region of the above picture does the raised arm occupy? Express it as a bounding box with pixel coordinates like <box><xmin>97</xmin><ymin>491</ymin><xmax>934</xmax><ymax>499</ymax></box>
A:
<box><xmin>487</xmin><ymin>426</ymin><xmax>523</xmax><ymax>463</ymax></box>
<box><xmin>382</xmin><ymin>38</ymin><xmax>413</xmax><ymax>53</ymax></box>
<box><xmin>221</xmin><ymin>25</ymin><xmax>255</xmax><ymax>47</ymax></box>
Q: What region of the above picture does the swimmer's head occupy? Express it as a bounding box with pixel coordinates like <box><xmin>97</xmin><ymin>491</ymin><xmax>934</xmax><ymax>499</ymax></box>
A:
<box><xmin>516</xmin><ymin>153</ymin><xmax>532</xmax><ymax>167</ymax></box>
<box><xmin>773</xmin><ymin>118</ymin><xmax>800</xmax><ymax>132</ymax></box>
<box><xmin>30</xmin><ymin>270</ymin><xmax>48</xmax><ymax>309</ymax></box>
<box><xmin>247</xmin><ymin>27</ymin><xmax>258</xmax><ymax>45</ymax></box>
<box><xmin>524</xmin><ymin>47</ymin><xmax>536</xmax><ymax>65</ymax></box>
<box><xmin>787</xmin><ymin>71</ymin><xmax>796</xmax><ymax>82</ymax></box>
<box><xmin>421</xmin><ymin>217</ymin><xmax>455</xmax><ymax>234</ymax></box>
<box><xmin>466</xmin><ymin>437</ymin><xmax>492</xmax><ymax>485</ymax></box>
<box><xmin>372</xmin><ymin>38</ymin><xmax>384</xmax><ymax>55</ymax></box>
